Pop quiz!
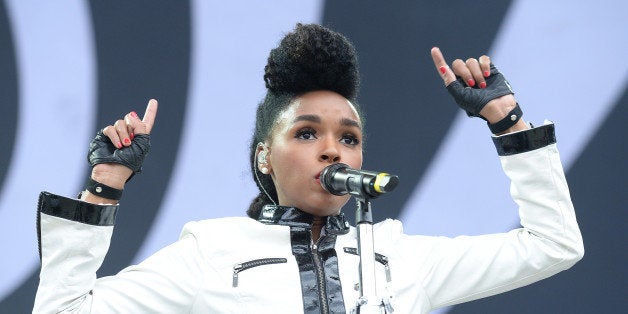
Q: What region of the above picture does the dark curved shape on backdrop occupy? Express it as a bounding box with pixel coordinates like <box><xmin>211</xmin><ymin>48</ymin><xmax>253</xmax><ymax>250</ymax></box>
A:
<box><xmin>322</xmin><ymin>0</ymin><xmax>513</xmax><ymax>223</ymax></box>
<box><xmin>0</xmin><ymin>1</ymin><xmax>191</xmax><ymax>311</ymax></box>
<box><xmin>326</xmin><ymin>2</ymin><xmax>628</xmax><ymax>313</ymax></box>
<box><xmin>0</xmin><ymin>0</ymin><xmax>18</xmax><ymax>201</ymax></box>
<box><xmin>88</xmin><ymin>0</ymin><xmax>191</xmax><ymax>277</ymax></box>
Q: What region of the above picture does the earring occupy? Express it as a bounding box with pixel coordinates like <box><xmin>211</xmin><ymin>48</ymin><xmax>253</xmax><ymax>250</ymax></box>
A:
<box><xmin>257</xmin><ymin>143</ymin><xmax>270</xmax><ymax>174</ymax></box>
<box><xmin>257</xmin><ymin>150</ymin><xmax>267</xmax><ymax>164</ymax></box>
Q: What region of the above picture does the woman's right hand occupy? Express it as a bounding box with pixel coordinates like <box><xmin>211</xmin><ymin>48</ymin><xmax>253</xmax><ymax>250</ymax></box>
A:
<box><xmin>84</xmin><ymin>99</ymin><xmax>158</xmax><ymax>203</ymax></box>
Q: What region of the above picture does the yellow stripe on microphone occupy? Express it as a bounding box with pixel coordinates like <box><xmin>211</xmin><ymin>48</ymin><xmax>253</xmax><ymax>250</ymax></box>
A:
<box><xmin>373</xmin><ymin>173</ymin><xmax>389</xmax><ymax>193</ymax></box>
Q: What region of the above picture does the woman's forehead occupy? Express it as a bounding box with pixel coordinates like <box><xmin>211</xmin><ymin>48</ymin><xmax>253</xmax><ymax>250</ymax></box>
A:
<box><xmin>282</xmin><ymin>91</ymin><xmax>361</xmax><ymax>125</ymax></box>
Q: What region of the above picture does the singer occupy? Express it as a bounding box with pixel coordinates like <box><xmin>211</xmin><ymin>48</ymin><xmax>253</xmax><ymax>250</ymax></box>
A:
<box><xmin>34</xmin><ymin>24</ymin><xmax>583</xmax><ymax>313</ymax></box>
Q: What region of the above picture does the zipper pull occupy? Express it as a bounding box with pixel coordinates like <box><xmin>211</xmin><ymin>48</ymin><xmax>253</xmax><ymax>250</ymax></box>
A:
<box><xmin>233</xmin><ymin>264</ymin><xmax>242</xmax><ymax>287</ymax></box>
<box><xmin>385</xmin><ymin>264</ymin><xmax>392</xmax><ymax>283</ymax></box>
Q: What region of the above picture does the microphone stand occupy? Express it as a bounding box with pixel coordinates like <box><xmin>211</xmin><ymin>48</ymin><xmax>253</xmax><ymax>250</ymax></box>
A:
<box><xmin>354</xmin><ymin>197</ymin><xmax>393</xmax><ymax>313</ymax></box>
<box><xmin>318</xmin><ymin>163</ymin><xmax>399</xmax><ymax>312</ymax></box>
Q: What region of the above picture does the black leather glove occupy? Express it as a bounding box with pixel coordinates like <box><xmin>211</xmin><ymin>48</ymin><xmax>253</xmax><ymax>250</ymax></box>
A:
<box><xmin>446</xmin><ymin>63</ymin><xmax>514</xmax><ymax>120</ymax></box>
<box><xmin>87</xmin><ymin>129</ymin><xmax>150</xmax><ymax>181</ymax></box>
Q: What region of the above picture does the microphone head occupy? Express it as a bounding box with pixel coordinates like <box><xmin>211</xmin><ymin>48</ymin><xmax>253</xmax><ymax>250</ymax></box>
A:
<box><xmin>373</xmin><ymin>173</ymin><xmax>399</xmax><ymax>194</ymax></box>
<box><xmin>320</xmin><ymin>163</ymin><xmax>349</xmax><ymax>196</ymax></box>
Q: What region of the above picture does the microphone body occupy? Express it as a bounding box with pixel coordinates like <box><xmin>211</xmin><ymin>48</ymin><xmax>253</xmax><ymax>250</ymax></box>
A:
<box><xmin>320</xmin><ymin>163</ymin><xmax>399</xmax><ymax>199</ymax></box>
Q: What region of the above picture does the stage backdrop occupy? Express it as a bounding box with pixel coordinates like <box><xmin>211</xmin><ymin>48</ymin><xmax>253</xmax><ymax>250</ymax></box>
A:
<box><xmin>1</xmin><ymin>1</ymin><xmax>626</xmax><ymax>313</ymax></box>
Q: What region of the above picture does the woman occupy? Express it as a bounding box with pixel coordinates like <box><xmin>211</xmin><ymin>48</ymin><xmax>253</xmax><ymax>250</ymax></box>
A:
<box><xmin>34</xmin><ymin>23</ymin><xmax>583</xmax><ymax>313</ymax></box>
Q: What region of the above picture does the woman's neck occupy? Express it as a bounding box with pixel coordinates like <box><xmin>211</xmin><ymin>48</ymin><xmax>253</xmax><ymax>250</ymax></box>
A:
<box><xmin>311</xmin><ymin>216</ymin><xmax>325</xmax><ymax>243</ymax></box>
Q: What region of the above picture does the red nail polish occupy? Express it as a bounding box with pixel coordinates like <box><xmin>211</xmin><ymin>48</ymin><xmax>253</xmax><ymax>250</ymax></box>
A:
<box><xmin>480</xmin><ymin>81</ymin><xmax>487</xmax><ymax>89</ymax></box>
<box><xmin>484</xmin><ymin>70</ymin><xmax>490</xmax><ymax>77</ymax></box>
<box><xmin>124</xmin><ymin>138</ymin><xmax>131</xmax><ymax>145</ymax></box>
<box><xmin>116</xmin><ymin>142</ymin><xmax>122</xmax><ymax>149</ymax></box>
<box><xmin>131</xmin><ymin>111</ymin><xmax>138</xmax><ymax>118</ymax></box>
<box><xmin>467</xmin><ymin>79</ymin><xmax>476</xmax><ymax>87</ymax></box>
<box><xmin>130</xmin><ymin>133</ymin><xmax>135</xmax><ymax>140</ymax></box>
<box><xmin>439</xmin><ymin>66</ymin><xmax>446</xmax><ymax>74</ymax></box>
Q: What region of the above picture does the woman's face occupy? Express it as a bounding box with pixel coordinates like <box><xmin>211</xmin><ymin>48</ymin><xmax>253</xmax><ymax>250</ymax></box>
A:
<box><xmin>266</xmin><ymin>90</ymin><xmax>363</xmax><ymax>217</ymax></box>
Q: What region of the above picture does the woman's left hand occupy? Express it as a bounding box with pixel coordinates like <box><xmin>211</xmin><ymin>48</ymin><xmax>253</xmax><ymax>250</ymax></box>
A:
<box><xmin>431</xmin><ymin>47</ymin><xmax>528</xmax><ymax>134</ymax></box>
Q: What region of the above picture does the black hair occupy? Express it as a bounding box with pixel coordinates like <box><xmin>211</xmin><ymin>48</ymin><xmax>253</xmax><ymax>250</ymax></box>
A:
<box><xmin>247</xmin><ymin>23</ymin><xmax>362</xmax><ymax>219</ymax></box>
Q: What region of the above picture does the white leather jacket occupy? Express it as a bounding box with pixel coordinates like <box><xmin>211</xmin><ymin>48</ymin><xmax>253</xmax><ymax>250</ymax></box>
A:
<box><xmin>33</xmin><ymin>124</ymin><xmax>584</xmax><ymax>313</ymax></box>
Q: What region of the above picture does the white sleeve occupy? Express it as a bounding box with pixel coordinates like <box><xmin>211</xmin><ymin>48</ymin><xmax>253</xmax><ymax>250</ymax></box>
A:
<box><xmin>33</xmin><ymin>193</ymin><xmax>204</xmax><ymax>313</ymax></box>
<box><xmin>395</xmin><ymin>124</ymin><xmax>584</xmax><ymax>310</ymax></box>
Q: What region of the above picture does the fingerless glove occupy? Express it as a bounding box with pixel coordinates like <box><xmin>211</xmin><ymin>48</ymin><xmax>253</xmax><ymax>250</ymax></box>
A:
<box><xmin>87</xmin><ymin>130</ymin><xmax>150</xmax><ymax>181</ymax></box>
<box><xmin>446</xmin><ymin>63</ymin><xmax>515</xmax><ymax>120</ymax></box>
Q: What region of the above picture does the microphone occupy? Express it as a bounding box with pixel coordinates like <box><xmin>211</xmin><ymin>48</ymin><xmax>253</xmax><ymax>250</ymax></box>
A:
<box><xmin>320</xmin><ymin>163</ymin><xmax>399</xmax><ymax>199</ymax></box>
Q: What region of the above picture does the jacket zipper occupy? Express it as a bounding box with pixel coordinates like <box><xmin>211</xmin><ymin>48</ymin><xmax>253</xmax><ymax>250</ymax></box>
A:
<box><xmin>232</xmin><ymin>257</ymin><xmax>287</xmax><ymax>287</ymax></box>
<box><xmin>343</xmin><ymin>247</ymin><xmax>392</xmax><ymax>283</ymax></box>
<box><xmin>312</xmin><ymin>243</ymin><xmax>329</xmax><ymax>314</ymax></box>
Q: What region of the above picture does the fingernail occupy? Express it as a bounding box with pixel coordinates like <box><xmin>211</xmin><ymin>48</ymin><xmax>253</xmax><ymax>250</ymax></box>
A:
<box><xmin>116</xmin><ymin>142</ymin><xmax>122</xmax><ymax>149</ymax></box>
<box><xmin>480</xmin><ymin>81</ymin><xmax>487</xmax><ymax>89</ymax></box>
<box><xmin>467</xmin><ymin>79</ymin><xmax>476</xmax><ymax>87</ymax></box>
<box><xmin>131</xmin><ymin>111</ymin><xmax>138</xmax><ymax>118</ymax></box>
<box><xmin>124</xmin><ymin>138</ymin><xmax>131</xmax><ymax>145</ymax></box>
<box><xmin>130</xmin><ymin>133</ymin><xmax>135</xmax><ymax>140</ymax></box>
<box><xmin>439</xmin><ymin>66</ymin><xmax>446</xmax><ymax>74</ymax></box>
<box><xmin>484</xmin><ymin>70</ymin><xmax>490</xmax><ymax>78</ymax></box>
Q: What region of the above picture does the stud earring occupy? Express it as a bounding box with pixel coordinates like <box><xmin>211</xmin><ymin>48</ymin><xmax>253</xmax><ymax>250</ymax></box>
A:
<box><xmin>260</xmin><ymin>166</ymin><xmax>269</xmax><ymax>174</ymax></box>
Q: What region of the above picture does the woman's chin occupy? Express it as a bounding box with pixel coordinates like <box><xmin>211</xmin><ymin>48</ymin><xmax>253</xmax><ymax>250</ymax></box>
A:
<box><xmin>301</xmin><ymin>195</ymin><xmax>350</xmax><ymax>217</ymax></box>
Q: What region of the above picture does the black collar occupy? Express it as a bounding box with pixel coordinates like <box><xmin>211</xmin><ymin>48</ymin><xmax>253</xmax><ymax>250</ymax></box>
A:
<box><xmin>257</xmin><ymin>205</ymin><xmax>350</xmax><ymax>235</ymax></box>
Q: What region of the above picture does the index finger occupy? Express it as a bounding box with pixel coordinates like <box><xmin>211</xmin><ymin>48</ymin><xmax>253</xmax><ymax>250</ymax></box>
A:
<box><xmin>430</xmin><ymin>47</ymin><xmax>456</xmax><ymax>85</ymax></box>
<box><xmin>142</xmin><ymin>99</ymin><xmax>158</xmax><ymax>133</ymax></box>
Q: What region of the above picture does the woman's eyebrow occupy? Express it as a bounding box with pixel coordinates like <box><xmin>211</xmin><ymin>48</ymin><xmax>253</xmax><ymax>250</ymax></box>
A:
<box><xmin>341</xmin><ymin>118</ymin><xmax>361</xmax><ymax>129</ymax></box>
<box><xmin>293</xmin><ymin>114</ymin><xmax>321</xmax><ymax>124</ymax></box>
<box><xmin>293</xmin><ymin>114</ymin><xmax>361</xmax><ymax>129</ymax></box>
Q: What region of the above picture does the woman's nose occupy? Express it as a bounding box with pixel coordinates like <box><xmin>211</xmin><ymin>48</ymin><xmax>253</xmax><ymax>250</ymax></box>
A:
<box><xmin>320</xmin><ymin>139</ymin><xmax>340</xmax><ymax>163</ymax></box>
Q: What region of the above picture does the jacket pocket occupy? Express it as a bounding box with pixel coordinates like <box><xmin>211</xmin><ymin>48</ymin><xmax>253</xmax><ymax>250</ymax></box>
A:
<box><xmin>232</xmin><ymin>257</ymin><xmax>288</xmax><ymax>287</ymax></box>
<box><xmin>343</xmin><ymin>247</ymin><xmax>391</xmax><ymax>283</ymax></box>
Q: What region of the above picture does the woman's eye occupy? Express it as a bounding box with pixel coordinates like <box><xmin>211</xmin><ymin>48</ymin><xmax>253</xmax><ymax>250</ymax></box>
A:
<box><xmin>341</xmin><ymin>134</ymin><xmax>360</xmax><ymax>145</ymax></box>
<box><xmin>295</xmin><ymin>128</ymin><xmax>317</xmax><ymax>140</ymax></box>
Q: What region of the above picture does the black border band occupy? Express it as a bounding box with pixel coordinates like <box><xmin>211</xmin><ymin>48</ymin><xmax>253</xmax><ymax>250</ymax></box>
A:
<box><xmin>38</xmin><ymin>191</ymin><xmax>118</xmax><ymax>226</ymax></box>
<box><xmin>492</xmin><ymin>123</ymin><xmax>556</xmax><ymax>156</ymax></box>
